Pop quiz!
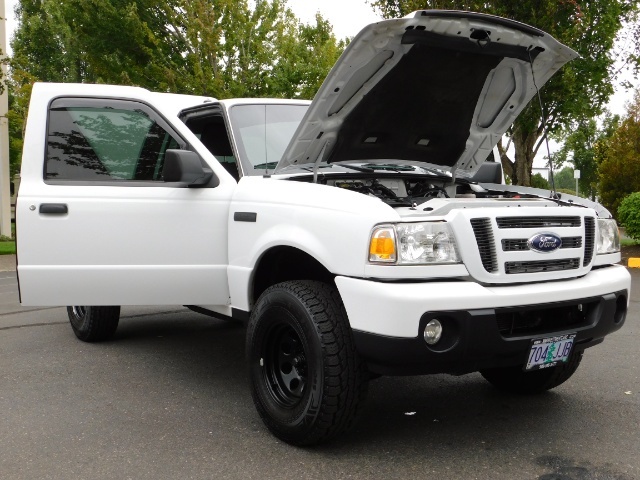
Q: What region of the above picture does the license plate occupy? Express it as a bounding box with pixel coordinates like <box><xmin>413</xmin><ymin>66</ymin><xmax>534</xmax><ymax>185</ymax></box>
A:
<box><xmin>525</xmin><ymin>333</ymin><xmax>576</xmax><ymax>371</ymax></box>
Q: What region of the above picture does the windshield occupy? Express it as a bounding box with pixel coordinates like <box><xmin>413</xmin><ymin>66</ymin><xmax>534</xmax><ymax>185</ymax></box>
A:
<box><xmin>228</xmin><ymin>104</ymin><xmax>308</xmax><ymax>176</ymax></box>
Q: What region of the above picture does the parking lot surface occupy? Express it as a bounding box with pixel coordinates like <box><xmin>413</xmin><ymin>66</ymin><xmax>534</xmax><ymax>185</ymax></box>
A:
<box><xmin>1</xmin><ymin>265</ymin><xmax>638</xmax><ymax>480</ymax></box>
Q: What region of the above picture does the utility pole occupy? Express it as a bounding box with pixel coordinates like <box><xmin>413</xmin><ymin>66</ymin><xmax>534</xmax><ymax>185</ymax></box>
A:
<box><xmin>0</xmin><ymin>0</ymin><xmax>12</xmax><ymax>238</ymax></box>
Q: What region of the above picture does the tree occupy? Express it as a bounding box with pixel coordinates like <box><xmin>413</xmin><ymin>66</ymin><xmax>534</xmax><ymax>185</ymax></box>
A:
<box><xmin>552</xmin><ymin>166</ymin><xmax>576</xmax><ymax>192</ymax></box>
<box><xmin>369</xmin><ymin>0</ymin><xmax>637</xmax><ymax>186</ymax></box>
<box><xmin>530</xmin><ymin>173</ymin><xmax>550</xmax><ymax>190</ymax></box>
<box><xmin>8</xmin><ymin>0</ymin><xmax>346</xmax><ymax>173</ymax></box>
<box><xmin>598</xmin><ymin>90</ymin><xmax>640</xmax><ymax>216</ymax></box>
<box><xmin>618</xmin><ymin>192</ymin><xmax>640</xmax><ymax>241</ymax></box>
<box><xmin>10</xmin><ymin>0</ymin><xmax>344</xmax><ymax>98</ymax></box>
<box><xmin>269</xmin><ymin>14</ymin><xmax>348</xmax><ymax>99</ymax></box>
<box><xmin>553</xmin><ymin>115</ymin><xmax>619</xmax><ymax>200</ymax></box>
<box><xmin>5</xmin><ymin>71</ymin><xmax>35</xmax><ymax>177</ymax></box>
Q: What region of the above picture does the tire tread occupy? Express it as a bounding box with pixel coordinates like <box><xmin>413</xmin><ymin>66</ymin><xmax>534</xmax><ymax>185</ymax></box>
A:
<box><xmin>67</xmin><ymin>306</ymin><xmax>120</xmax><ymax>342</ymax></box>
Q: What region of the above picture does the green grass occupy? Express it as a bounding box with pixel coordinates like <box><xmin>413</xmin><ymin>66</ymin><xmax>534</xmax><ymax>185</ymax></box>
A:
<box><xmin>0</xmin><ymin>223</ymin><xmax>17</xmax><ymax>255</ymax></box>
<box><xmin>621</xmin><ymin>237</ymin><xmax>639</xmax><ymax>247</ymax></box>
<box><xmin>0</xmin><ymin>241</ymin><xmax>16</xmax><ymax>255</ymax></box>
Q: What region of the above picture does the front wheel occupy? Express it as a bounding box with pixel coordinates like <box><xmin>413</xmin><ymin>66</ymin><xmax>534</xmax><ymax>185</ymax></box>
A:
<box><xmin>480</xmin><ymin>351</ymin><xmax>583</xmax><ymax>394</ymax></box>
<box><xmin>246</xmin><ymin>281</ymin><xmax>367</xmax><ymax>446</ymax></box>
<box><xmin>67</xmin><ymin>306</ymin><xmax>121</xmax><ymax>342</ymax></box>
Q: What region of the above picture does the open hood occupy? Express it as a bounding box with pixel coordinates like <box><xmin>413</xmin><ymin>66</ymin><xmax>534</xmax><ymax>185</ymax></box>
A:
<box><xmin>275</xmin><ymin>10</ymin><xmax>578</xmax><ymax>175</ymax></box>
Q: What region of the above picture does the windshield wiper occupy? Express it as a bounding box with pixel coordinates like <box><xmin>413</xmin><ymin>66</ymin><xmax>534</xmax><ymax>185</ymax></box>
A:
<box><xmin>338</xmin><ymin>162</ymin><xmax>449</xmax><ymax>178</ymax></box>
<box><xmin>338</xmin><ymin>164</ymin><xmax>375</xmax><ymax>173</ymax></box>
<box><xmin>360</xmin><ymin>163</ymin><xmax>414</xmax><ymax>172</ymax></box>
<box><xmin>253</xmin><ymin>162</ymin><xmax>279</xmax><ymax>170</ymax></box>
<box><xmin>297</xmin><ymin>163</ymin><xmax>375</xmax><ymax>173</ymax></box>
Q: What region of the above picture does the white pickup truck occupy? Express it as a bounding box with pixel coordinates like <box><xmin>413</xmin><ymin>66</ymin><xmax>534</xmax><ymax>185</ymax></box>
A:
<box><xmin>16</xmin><ymin>11</ymin><xmax>630</xmax><ymax>445</ymax></box>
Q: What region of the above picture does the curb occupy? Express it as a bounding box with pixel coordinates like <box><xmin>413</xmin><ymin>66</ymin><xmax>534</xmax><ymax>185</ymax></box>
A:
<box><xmin>629</xmin><ymin>258</ymin><xmax>640</xmax><ymax>268</ymax></box>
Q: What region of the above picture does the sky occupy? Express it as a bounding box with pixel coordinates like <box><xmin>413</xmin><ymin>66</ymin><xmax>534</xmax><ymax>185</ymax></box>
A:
<box><xmin>287</xmin><ymin>0</ymin><xmax>382</xmax><ymax>39</ymax></box>
<box><xmin>1</xmin><ymin>0</ymin><xmax>637</xmax><ymax>140</ymax></box>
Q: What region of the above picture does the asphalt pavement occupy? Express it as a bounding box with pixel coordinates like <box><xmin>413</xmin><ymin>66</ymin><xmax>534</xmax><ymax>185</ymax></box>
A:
<box><xmin>1</xmin><ymin>260</ymin><xmax>638</xmax><ymax>480</ymax></box>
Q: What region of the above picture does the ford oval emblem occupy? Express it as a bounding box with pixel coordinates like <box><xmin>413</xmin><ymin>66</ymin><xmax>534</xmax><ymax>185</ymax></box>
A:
<box><xmin>528</xmin><ymin>233</ymin><xmax>562</xmax><ymax>253</ymax></box>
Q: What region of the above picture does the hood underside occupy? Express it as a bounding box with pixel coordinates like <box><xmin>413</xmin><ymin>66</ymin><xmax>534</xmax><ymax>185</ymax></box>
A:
<box><xmin>276</xmin><ymin>10</ymin><xmax>578</xmax><ymax>175</ymax></box>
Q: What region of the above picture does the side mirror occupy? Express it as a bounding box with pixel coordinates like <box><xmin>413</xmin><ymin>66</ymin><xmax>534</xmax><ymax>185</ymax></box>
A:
<box><xmin>162</xmin><ymin>149</ymin><xmax>218</xmax><ymax>188</ymax></box>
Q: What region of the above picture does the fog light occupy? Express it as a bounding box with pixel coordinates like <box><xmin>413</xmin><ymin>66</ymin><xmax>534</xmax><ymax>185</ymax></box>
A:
<box><xmin>424</xmin><ymin>319</ymin><xmax>443</xmax><ymax>345</ymax></box>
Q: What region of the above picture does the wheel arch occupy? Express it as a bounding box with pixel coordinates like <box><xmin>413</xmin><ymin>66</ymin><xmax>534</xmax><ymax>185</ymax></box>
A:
<box><xmin>251</xmin><ymin>246</ymin><xmax>335</xmax><ymax>307</ymax></box>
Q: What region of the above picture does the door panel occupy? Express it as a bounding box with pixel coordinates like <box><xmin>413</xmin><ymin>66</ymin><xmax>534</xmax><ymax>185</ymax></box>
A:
<box><xmin>17</xmin><ymin>94</ymin><xmax>232</xmax><ymax>306</ymax></box>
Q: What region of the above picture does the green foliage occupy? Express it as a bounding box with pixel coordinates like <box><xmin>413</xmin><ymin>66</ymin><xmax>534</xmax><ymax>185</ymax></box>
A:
<box><xmin>553</xmin><ymin>115</ymin><xmax>619</xmax><ymax>200</ymax></box>
<box><xmin>7</xmin><ymin>0</ymin><xmax>346</xmax><ymax>174</ymax></box>
<box><xmin>553</xmin><ymin>120</ymin><xmax>597</xmax><ymax>198</ymax></box>
<box><xmin>556</xmin><ymin>188</ymin><xmax>577</xmax><ymax>197</ymax></box>
<box><xmin>552</xmin><ymin>167</ymin><xmax>576</xmax><ymax>192</ymax></box>
<box><xmin>620</xmin><ymin>237</ymin><xmax>639</xmax><ymax>247</ymax></box>
<box><xmin>6</xmin><ymin>70</ymin><xmax>36</xmax><ymax>177</ymax></box>
<box><xmin>598</xmin><ymin>91</ymin><xmax>640</xmax><ymax>216</ymax></box>
<box><xmin>10</xmin><ymin>0</ymin><xmax>345</xmax><ymax>98</ymax></box>
<box><xmin>0</xmin><ymin>57</ymin><xmax>6</xmax><ymax>95</ymax></box>
<box><xmin>0</xmin><ymin>240</ymin><xmax>16</xmax><ymax>255</ymax></box>
<box><xmin>530</xmin><ymin>173</ymin><xmax>550</xmax><ymax>190</ymax></box>
<box><xmin>618</xmin><ymin>192</ymin><xmax>640</xmax><ymax>241</ymax></box>
<box><xmin>269</xmin><ymin>14</ymin><xmax>349</xmax><ymax>99</ymax></box>
<box><xmin>370</xmin><ymin>0</ymin><xmax>637</xmax><ymax>186</ymax></box>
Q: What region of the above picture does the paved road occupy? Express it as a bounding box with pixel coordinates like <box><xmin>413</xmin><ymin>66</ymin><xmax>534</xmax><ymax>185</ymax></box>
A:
<box><xmin>1</xmin><ymin>268</ymin><xmax>638</xmax><ymax>480</ymax></box>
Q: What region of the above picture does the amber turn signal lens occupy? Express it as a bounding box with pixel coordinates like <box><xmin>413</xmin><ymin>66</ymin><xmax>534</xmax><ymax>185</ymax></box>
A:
<box><xmin>369</xmin><ymin>227</ymin><xmax>396</xmax><ymax>263</ymax></box>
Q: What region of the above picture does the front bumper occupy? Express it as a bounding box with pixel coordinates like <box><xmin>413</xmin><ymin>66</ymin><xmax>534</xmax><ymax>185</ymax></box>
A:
<box><xmin>335</xmin><ymin>265</ymin><xmax>630</xmax><ymax>375</ymax></box>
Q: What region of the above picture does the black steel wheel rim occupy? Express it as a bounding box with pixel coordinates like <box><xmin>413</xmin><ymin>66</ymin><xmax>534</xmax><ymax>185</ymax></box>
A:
<box><xmin>262</xmin><ymin>322</ymin><xmax>308</xmax><ymax>408</ymax></box>
<box><xmin>69</xmin><ymin>306</ymin><xmax>87</xmax><ymax>329</ymax></box>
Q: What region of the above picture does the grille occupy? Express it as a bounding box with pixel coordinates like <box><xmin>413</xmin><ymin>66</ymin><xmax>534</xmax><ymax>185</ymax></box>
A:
<box><xmin>502</xmin><ymin>239</ymin><xmax>529</xmax><ymax>251</ymax></box>
<box><xmin>502</xmin><ymin>236</ymin><xmax>582</xmax><ymax>252</ymax></box>
<box><xmin>470</xmin><ymin>218</ymin><xmax>498</xmax><ymax>272</ymax></box>
<box><xmin>505</xmin><ymin>258</ymin><xmax>580</xmax><ymax>274</ymax></box>
<box><xmin>584</xmin><ymin>217</ymin><xmax>595</xmax><ymax>266</ymax></box>
<box><xmin>562</xmin><ymin>237</ymin><xmax>582</xmax><ymax>248</ymax></box>
<box><xmin>496</xmin><ymin>216</ymin><xmax>581</xmax><ymax>229</ymax></box>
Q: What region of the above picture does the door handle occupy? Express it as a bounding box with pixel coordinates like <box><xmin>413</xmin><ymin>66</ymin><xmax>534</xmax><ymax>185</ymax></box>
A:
<box><xmin>39</xmin><ymin>203</ymin><xmax>68</xmax><ymax>214</ymax></box>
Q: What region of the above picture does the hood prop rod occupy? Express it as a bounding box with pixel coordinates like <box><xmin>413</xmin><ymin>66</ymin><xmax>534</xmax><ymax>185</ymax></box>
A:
<box><xmin>528</xmin><ymin>47</ymin><xmax>559</xmax><ymax>202</ymax></box>
<box><xmin>312</xmin><ymin>142</ymin><xmax>328</xmax><ymax>183</ymax></box>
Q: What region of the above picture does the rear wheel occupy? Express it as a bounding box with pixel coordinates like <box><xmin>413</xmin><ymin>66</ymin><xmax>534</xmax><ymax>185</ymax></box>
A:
<box><xmin>67</xmin><ymin>306</ymin><xmax>121</xmax><ymax>342</ymax></box>
<box><xmin>480</xmin><ymin>351</ymin><xmax>583</xmax><ymax>394</ymax></box>
<box><xmin>247</xmin><ymin>280</ymin><xmax>367</xmax><ymax>446</ymax></box>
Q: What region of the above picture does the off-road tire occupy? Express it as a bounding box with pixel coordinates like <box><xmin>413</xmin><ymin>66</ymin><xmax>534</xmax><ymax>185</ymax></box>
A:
<box><xmin>67</xmin><ymin>306</ymin><xmax>121</xmax><ymax>342</ymax></box>
<box><xmin>480</xmin><ymin>350</ymin><xmax>583</xmax><ymax>394</ymax></box>
<box><xmin>246</xmin><ymin>280</ymin><xmax>367</xmax><ymax>446</ymax></box>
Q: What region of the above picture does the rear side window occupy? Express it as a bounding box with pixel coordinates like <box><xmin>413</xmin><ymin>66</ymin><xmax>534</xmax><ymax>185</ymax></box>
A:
<box><xmin>46</xmin><ymin>98</ymin><xmax>181</xmax><ymax>182</ymax></box>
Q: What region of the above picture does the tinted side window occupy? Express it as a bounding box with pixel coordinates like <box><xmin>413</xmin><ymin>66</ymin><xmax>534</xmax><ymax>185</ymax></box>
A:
<box><xmin>46</xmin><ymin>99</ymin><xmax>180</xmax><ymax>181</ymax></box>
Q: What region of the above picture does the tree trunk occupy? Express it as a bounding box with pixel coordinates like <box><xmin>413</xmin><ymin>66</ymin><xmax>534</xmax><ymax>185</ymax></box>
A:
<box><xmin>500</xmin><ymin>129</ymin><xmax>538</xmax><ymax>187</ymax></box>
<box><xmin>497</xmin><ymin>139</ymin><xmax>513</xmax><ymax>180</ymax></box>
<box><xmin>512</xmin><ymin>131</ymin><xmax>537</xmax><ymax>187</ymax></box>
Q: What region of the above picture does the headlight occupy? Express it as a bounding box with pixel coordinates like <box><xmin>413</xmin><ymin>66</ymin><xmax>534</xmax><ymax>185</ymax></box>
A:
<box><xmin>369</xmin><ymin>222</ymin><xmax>460</xmax><ymax>265</ymax></box>
<box><xmin>596</xmin><ymin>218</ymin><xmax>620</xmax><ymax>254</ymax></box>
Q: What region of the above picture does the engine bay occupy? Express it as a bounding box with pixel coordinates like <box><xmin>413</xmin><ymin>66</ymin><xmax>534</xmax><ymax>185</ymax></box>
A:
<box><xmin>284</xmin><ymin>162</ymin><xmax>599</xmax><ymax>213</ymax></box>
<box><xmin>324</xmin><ymin>177</ymin><xmax>450</xmax><ymax>206</ymax></box>
<box><xmin>283</xmin><ymin>161</ymin><xmax>509</xmax><ymax>207</ymax></box>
